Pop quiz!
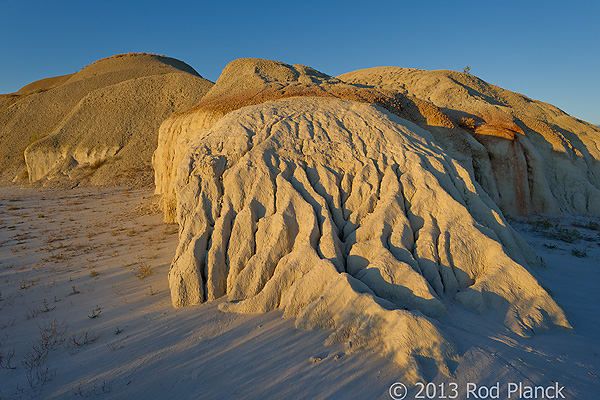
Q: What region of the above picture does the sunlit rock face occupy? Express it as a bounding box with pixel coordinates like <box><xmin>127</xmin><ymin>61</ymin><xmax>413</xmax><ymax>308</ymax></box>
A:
<box><xmin>0</xmin><ymin>53</ymin><xmax>212</xmax><ymax>186</ymax></box>
<box><xmin>339</xmin><ymin>67</ymin><xmax>600</xmax><ymax>216</ymax></box>
<box><xmin>153</xmin><ymin>58</ymin><xmax>454</xmax><ymax>223</ymax></box>
<box><xmin>166</xmin><ymin>96</ymin><xmax>571</xmax><ymax>382</ymax></box>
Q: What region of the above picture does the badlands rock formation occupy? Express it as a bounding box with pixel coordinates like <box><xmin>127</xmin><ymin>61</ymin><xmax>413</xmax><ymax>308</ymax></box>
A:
<box><xmin>154</xmin><ymin>58</ymin><xmax>411</xmax><ymax>222</ymax></box>
<box><xmin>339</xmin><ymin>67</ymin><xmax>600</xmax><ymax>215</ymax></box>
<box><xmin>0</xmin><ymin>53</ymin><xmax>213</xmax><ymax>185</ymax></box>
<box><xmin>162</xmin><ymin>89</ymin><xmax>572</xmax><ymax>380</ymax></box>
<box><xmin>154</xmin><ymin>58</ymin><xmax>475</xmax><ymax>223</ymax></box>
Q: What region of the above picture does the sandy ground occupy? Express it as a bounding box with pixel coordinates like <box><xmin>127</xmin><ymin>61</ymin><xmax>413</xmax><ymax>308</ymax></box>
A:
<box><xmin>0</xmin><ymin>187</ymin><xmax>598</xmax><ymax>399</ymax></box>
<box><xmin>0</xmin><ymin>187</ymin><xmax>401</xmax><ymax>400</ymax></box>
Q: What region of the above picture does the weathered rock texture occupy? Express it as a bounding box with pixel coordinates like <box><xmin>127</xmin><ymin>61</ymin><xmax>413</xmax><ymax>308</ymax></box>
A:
<box><xmin>166</xmin><ymin>96</ymin><xmax>571</xmax><ymax>381</ymax></box>
<box><xmin>338</xmin><ymin>67</ymin><xmax>600</xmax><ymax>215</ymax></box>
<box><xmin>154</xmin><ymin>58</ymin><xmax>448</xmax><ymax>222</ymax></box>
<box><xmin>0</xmin><ymin>53</ymin><xmax>213</xmax><ymax>186</ymax></box>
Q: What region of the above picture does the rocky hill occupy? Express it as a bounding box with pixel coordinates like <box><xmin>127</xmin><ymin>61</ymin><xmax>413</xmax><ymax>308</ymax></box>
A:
<box><xmin>339</xmin><ymin>67</ymin><xmax>600</xmax><ymax>215</ymax></box>
<box><xmin>155</xmin><ymin>59</ymin><xmax>576</xmax><ymax>382</ymax></box>
<box><xmin>0</xmin><ymin>53</ymin><xmax>213</xmax><ymax>186</ymax></box>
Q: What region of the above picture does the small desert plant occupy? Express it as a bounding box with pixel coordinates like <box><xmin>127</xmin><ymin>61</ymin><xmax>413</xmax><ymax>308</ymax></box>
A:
<box><xmin>88</xmin><ymin>306</ymin><xmax>102</xmax><ymax>319</ymax></box>
<box><xmin>68</xmin><ymin>285</ymin><xmax>80</xmax><ymax>296</ymax></box>
<box><xmin>457</xmin><ymin>117</ymin><xmax>476</xmax><ymax>130</ymax></box>
<box><xmin>527</xmin><ymin>219</ymin><xmax>553</xmax><ymax>230</ymax></box>
<box><xmin>114</xmin><ymin>326</ymin><xmax>123</xmax><ymax>335</ymax></box>
<box><xmin>0</xmin><ymin>346</ymin><xmax>16</xmax><ymax>369</ymax></box>
<box><xmin>22</xmin><ymin>347</ymin><xmax>54</xmax><ymax>388</ymax></box>
<box><xmin>0</xmin><ymin>334</ymin><xmax>16</xmax><ymax>370</ymax></box>
<box><xmin>20</xmin><ymin>279</ymin><xmax>34</xmax><ymax>290</ymax></box>
<box><xmin>462</xmin><ymin>65</ymin><xmax>471</xmax><ymax>74</ymax></box>
<box><xmin>146</xmin><ymin>286</ymin><xmax>159</xmax><ymax>296</ymax></box>
<box><xmin>132</xmin><ymin>263</ymin><xmax>152</xmax><ymax>279</ymax></box>
<box><xmin>41</xmin><ymin>298</ymin><xmax>55</xmax><ymax>313</ymax></box>
<box><xmin>528</xmin><ymin>219</ymin><xmax>584</xmax><ymax>243</ymax></box>
<box><xmin>111</xmin><ymin>283</ymin><xmax>125</xmax><ymax>296</ymax></box>
<box><xmin>71</xmin><ymin>329</ymin><xmax>99</xmax><ymax>347</ymax></box>
<box><xmin>574</xmin><ymin>219</ymin><xmax>600</xmax><ymax>231</ymax></box>
<box><xmin>22</xmin><ymin>318</ymin><xmax>67</xmax><ymax>388</ymax></box>
<box><xmin>26</xmin><ymin>308</ymin><xmax>41</xmax><ymax>320</ymax></box>
<box><xmin>89</xmin><ymin>270</ymin><xmax>100</xmax><ymax>278</ymax></box>
<box><xmin>551</xmin><ymin>226</ymin><xmax>583</xmax><ymax>243</ymax></box>
<box><xmin>571</xmin><ymin>248</ymin><xmax>588</xmax><ymax>258</ymax></box>
<box><xmin>73</xmin><ymin>379</ymin><xmax>112</xmax><ymax>396</ymax></box>
<box><xmin>38</xmin><ymin>318</ymin><xmax>68</xmax><ymax>349</ymax></box>
<box><xmin>106</xmin><ymin>340</ymin><xmax>124</xmax><ymax>351</ymax></box>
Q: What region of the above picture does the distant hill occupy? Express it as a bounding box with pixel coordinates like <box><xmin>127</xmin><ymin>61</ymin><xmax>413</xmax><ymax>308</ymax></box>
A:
<box><xmin>0</xmin><ymin>53</ymin><xmax>213</xmax><ymax>186</ymax></box>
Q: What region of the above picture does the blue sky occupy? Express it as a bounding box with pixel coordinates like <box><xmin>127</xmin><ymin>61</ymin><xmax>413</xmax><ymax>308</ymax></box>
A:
<box><xmin>1</xmin><ymin>0</ymin><xmax>598</xmax><ymax>124</ymax></box>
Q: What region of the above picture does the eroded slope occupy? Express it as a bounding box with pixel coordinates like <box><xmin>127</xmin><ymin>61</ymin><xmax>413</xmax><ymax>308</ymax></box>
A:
<box><xmin>167</xmin><ymin>97</ymin><xmax>570</xmax><ymax>381</ymax></box>
<box><xmin>339</xmin><ymin>67</ymin><xmax>600</xmax><ymax>215</ymax></box>
<box><xmin>153</xmin><ymin>58</ymin><xmax>457</xmax><ymax>221</ymax></box>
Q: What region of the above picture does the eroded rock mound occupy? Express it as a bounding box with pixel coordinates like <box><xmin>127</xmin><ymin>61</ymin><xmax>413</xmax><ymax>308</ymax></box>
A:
<box><xmin>168</xmin><ymin>97</ymin><xmax>570</xmax><ymax>381</ymax></box>
<box><xmin>154</xmin><ymin>58</ymin><xmax>453</xmax><ymax>222</ymax></box>
<box><xmin>0</xmin><ymin>53</ymin><xmax>213</xmax><ymax>185</ymax></box>
<box><xmin>338</xmin><ymin>67</ymin><xmax>600</xmax><ymax>215</ymax></box>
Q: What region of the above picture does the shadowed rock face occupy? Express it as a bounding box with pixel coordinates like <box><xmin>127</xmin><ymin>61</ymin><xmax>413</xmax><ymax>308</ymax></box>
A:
<box><xmin>339</xmin><ymin>67</ymin><xmax>600</xmax><ymax>216</ymax></box>
<box><xmin>167</xmin><ymin>96</ymin><xmax>571</xmax><ymax>382</ymax></box>
<box><xmin>0</xmin><ymin>53</ymin><xmax>213</xmax><ymax>186</ymax></box>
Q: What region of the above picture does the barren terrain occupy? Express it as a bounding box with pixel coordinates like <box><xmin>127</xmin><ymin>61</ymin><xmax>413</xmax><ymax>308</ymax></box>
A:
<box><xmin>0</xmin><ymin>187</ymin><xmax>598</xmax><ymax>399</ymax></box>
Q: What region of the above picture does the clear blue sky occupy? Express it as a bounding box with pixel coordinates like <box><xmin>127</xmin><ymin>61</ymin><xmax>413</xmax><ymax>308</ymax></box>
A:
<box><xmin>1</xmin><ymin>0</ymin><xmax>598</xmax><ymax>124</ymax></box>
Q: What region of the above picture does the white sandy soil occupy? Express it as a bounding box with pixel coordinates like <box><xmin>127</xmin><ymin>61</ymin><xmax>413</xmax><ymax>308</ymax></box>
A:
<box><xmin>0</xmin><ymin>188</ymin><xmax>598</xmax><ymax>399</ymax></box>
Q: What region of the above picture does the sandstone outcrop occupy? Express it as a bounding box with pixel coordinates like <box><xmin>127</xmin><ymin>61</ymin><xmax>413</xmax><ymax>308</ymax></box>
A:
<box><xmin>338</xmin><ymin>67</ymin><xmax>600</xmax><ymax>215</ymax></box>
<box><xmin>166</xmin><ymin>96</ymin><xmax>571</xmax><ymax>381</ymax></box>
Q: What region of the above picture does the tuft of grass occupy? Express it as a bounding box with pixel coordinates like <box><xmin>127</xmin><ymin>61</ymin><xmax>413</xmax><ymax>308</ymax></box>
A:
<box><xmin>527</xmin><ymin>219</ymin><xmax>553</xmax><ymax>230</ymax></box>
<box><xmin>68</xmin><ymin>285</ymin><xmax>80</xmax><ymax>296</ymax></box>
<box><xmin>146</xmin><ymin>286</ymin><xmax>159</xmax><ymax>296</ymax></box>
<box><xmin>527</xmin><ymin>219</ymin><xmax>583</xmax><ymax>243</ymax></box>
<box><xmin>71</xmin><ymin>328</ymin><xmax>99</xmax><ymax>347</ymax></box>
<box><xmin>551</xmin><ymin>226</ymin><xmax>583</xmax><ymax>243</ymax></box>
<box><xmin>88</xmin><ymin>306</ymin><xmax>102</xmax><ymax>319</ymax></box>
<box><xmin>571</xmin><ymin>248</ymin><xmax>588</xmax><ymax>258</ymax></box>
<box><xmin>574</xmin><ymin>219</ymin><xmax>600</xmax><ymax>231</ymax></box>
<box><xmin>132</xmin><ymin>263</ymin><xmax>152</xmax><ymax>279</ymax></box>
<box><xmin>41</xmin><ymin>298</ymin><xmax>55</xmax><ymax>313</ymax></box>
<box><xmin>458</xmin><ymin>117</ymin><xmax>476</xmax><ymax>130</ymax></box>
